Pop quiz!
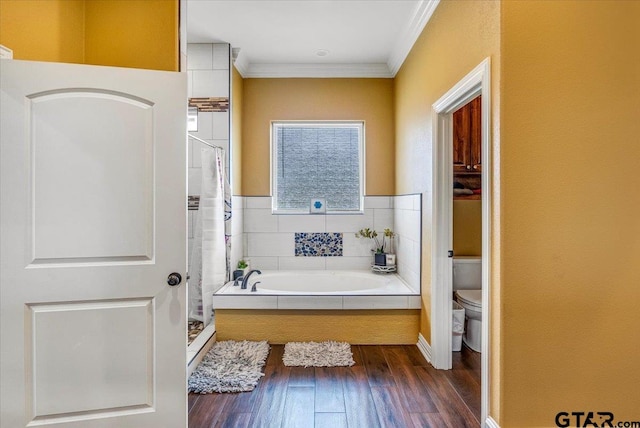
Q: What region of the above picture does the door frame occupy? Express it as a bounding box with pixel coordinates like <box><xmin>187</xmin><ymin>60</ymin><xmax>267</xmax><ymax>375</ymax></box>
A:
<box><xmin>430</xmin><ymin>58</ymin><xmax>491</xmax><ymax>423</ymax></box>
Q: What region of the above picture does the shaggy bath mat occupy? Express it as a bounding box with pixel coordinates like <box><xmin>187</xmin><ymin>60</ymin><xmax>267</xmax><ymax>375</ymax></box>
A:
<box><xmin>188</xmin><ymin>340</ymin><xmax>269</xmax><ymax>394</ymax></box>
<box><xmin>283</xmin><ymin>341</ymin><xmax>355</xmax><ymax>367</ymax></box>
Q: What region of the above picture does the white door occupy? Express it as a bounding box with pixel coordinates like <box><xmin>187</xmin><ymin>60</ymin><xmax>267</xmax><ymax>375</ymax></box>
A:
<box><xmin>0</xmin><ymin>60</ymin><xmax>187</xmax><ymax>427</ymax></box>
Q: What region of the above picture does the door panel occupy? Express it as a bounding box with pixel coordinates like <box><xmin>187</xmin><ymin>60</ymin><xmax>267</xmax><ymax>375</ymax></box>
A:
<box><xmin>1</xmin><ymin>59</ymin><xmax>187</xmax><ymax>428</ymax></box>
<box><xmin>27</xmin><ymin>299</ymin><xmax>153</xmax><ymax>417</ymax></box>
<box><xmin>30</xmin><ymin>89</ymin><xmax>154</xmax><ymax>263</ymax></box>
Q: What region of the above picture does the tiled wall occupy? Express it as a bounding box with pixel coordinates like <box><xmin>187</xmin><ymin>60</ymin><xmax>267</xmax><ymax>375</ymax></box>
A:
<box><xmin>242</xmin><ymin>196</ymin><xmax>394</xmax><ymax>270</ymax></box>
<box><xmin>393</xmin><ymin>194</ymin><xmax>422</xmax><ymax>293</ymax></box>
<box><xmin>240</xmin><ymin>195</ymin><xmax>422</xmax><ymax>293</ymax></box>
<box><xmin>230</xmin><ymin>196</ymin><xmax>244</xmax><ymax>274</ymax></box>
<box><xmin>187</xmin><ymin>43</ymin><xmax>230</xmax><ymax>266</ymax></box>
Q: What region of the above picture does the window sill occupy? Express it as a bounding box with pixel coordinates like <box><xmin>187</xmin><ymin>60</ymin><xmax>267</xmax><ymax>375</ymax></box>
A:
<box><xmin>271</xmin><ymin>210</ymin><xmax>365</xmax><ymax>215</ymax></box>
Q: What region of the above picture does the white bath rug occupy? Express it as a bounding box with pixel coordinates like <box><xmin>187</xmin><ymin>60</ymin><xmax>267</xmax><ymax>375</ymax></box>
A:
<box><xmin>283</xmin><ymin>341</ymin><xmax>355</xmax><ymax>367</ymax></box>
<box><xmin>188</xmin><ymin>340</ymin><xmax>269</xmax><ymax>394</ymax></box>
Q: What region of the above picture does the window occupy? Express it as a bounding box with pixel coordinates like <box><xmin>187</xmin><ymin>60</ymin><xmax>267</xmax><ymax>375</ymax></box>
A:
<box><xmin>272</xmin><ymin>121</ymin><xmax>364</xmax><ymax>213</ymax></box>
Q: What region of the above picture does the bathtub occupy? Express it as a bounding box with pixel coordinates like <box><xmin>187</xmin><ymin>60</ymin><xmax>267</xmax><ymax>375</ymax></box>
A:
<box><xmin>212</xmin><ymin>270</ymin><xmax>421</xmax><ymax>310</ymax></box>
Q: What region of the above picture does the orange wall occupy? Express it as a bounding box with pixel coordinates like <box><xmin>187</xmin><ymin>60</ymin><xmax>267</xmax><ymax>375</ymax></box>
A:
<box><xmin>0</xmin><ymin>0</ymin><xmax>85</xmax><ymax>63</ymax></box>
<box><xmin>232</xmin><ymin>66</ymin><xmax>244</xmax><ymax>194</ymax></box>
<box><xmin>394</xmin><ymin>0</ymin><xmax>500</xmax><ymax>347</ymax></box>
<box><xmin>394</xmin><ymin>0</ymin><xmax>500</xmax><ymax>420</ymax></box>
<box><xmin>84</xmin><ymin>0</ymin><xmax>178</xmax><ymax>71</ymax></box>
<box><xmin>0</xmin><ymin>0</ymin><xmax>178</xmax><ymax>71</ymax></box>
<box><xmin>500</xmin><ymin>1</ymin><xmax>640</xmax><ymax>425</ymax></box>
<box><xmin>241</xmin><ymin>78</ymin><xmax>395</xmax><ymax>196</ymax></box>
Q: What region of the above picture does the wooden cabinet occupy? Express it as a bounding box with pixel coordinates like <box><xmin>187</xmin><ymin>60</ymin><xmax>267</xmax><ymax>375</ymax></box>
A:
<box><xmin>453</xmin><ymin>95</ymin><xmax>481</xmax><ymax>174</ymax></box>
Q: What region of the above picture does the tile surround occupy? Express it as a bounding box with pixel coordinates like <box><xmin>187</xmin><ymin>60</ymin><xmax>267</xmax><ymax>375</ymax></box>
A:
<box><xmin>279</xmin><ymin>256</ymin><xmax>326</xmax><ymax>270</ymax></box>
<box><xmin>239</xmin><ymin>195</ymin><xmax>421</xmax><ymax>294</ymax></box>
<box><xmin>247</xmin><ymin>232</ymin><xmax>295</xmax><ymax>257</ymax></box>
<box><xmin>294</xmin><ymin>233</ymin><xmax>343</xmax><ymax>257</ymax></box>
<box><xmin>191</xmin><ymin>70</ymin><xmax>229</xmax><ymax>98</ymax></box>
<box><xmin>187</xmin><ymin>44</ymin><xmax>213</xmax><ymax>70</ymax></box>
<box><xmin>277</xmin><ymin>214</ymin><xmax>325</xmax><ymax>233</ymax></box>
<box><xmin>393</xmin><ymin>194</ymin><xmax>422</xmax><ymax>293</ymax></box>
<box><xmin>325</xmin><ymin>211</ymin><xmax>374</xmax><ymax>234</ymax></box>
<box><xmin>211</xmin><ymin>294</ymin><xmax>420</xmax><ymax>310</ymax></box>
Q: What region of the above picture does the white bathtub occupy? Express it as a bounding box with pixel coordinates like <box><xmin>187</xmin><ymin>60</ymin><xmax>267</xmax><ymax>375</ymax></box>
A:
<box><xmin>212</xmin><ymin>270</ymin><xmax>421</xmax><ymax>310</ymax></box>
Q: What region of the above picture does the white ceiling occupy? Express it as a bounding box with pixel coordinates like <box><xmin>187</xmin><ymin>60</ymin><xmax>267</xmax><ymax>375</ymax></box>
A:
<box><xmin>186</xmin><ymin>0</ymin><xmax>439</xmax><ymax>78</ymax></box>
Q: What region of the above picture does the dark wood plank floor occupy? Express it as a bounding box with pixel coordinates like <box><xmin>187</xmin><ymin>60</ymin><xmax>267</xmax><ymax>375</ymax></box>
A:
<box><xmin>188</xmin><ymin>344</ymin><xmax>480</xmax><ymax>428</ymax></box>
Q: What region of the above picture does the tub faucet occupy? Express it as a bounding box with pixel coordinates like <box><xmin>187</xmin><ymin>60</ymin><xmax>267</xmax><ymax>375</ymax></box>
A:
<box><xmin>241</xmin><ymin>269</ymin><xmax>262</xmax><ymax>290</ymax></box>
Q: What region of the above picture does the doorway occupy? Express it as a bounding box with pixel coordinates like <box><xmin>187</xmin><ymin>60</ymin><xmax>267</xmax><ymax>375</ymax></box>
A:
<box><xmin>431</xmin><ymin>58</ymin><xmax>491</xmax><ymax>424</ymax></box>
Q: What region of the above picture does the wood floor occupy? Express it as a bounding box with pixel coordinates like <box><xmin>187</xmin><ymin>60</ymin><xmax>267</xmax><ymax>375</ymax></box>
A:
<box><xmin>188</xmin><ymin>344</ymin><xmax>481</xmax><ymax>428</ymax></box>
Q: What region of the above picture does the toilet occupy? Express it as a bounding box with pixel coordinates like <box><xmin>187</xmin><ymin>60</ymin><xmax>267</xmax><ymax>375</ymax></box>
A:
<box><xmin>453</xmin><ymin>256</ymin><xmax>482</xmax><ymax>352</ymax></box>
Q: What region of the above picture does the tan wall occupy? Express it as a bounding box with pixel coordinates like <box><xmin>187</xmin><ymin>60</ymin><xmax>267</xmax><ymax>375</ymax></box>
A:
<box><xmin>453</xmin><ymin>201</ymin><xmax>482</xmax><ymax>256</ymax></box>
<box><xmin>232</xmin><ymin>66</ymin><xmax>244</xmax><ymax>194</ymax></box>
<box><xmin>0</xmin><ymin>0</ymin><xmax>86</xmax><ymax>64</ymax></box>
<box><xmin>241</xmin><ymin>78</ymin><xmax>395</xmax><ymax>196</ymax></box>
<box><xmin>394</xmin><ymin>0</ymin><xmax>500</xmax><ymax>359</ymax></box>
<box><xmin>0</xmin><ymin>0</ymin><xmax>178</xmax><ymax>71</ymax></box>
<box><xmin>84</xmin><ymin>0</ymin><xmax>178</xmax><ymax>71</ymax></box>
<box><xmin>500</xmin><ymin>1</ymin><xmax>640</xmax><ymax>425</ymax></box>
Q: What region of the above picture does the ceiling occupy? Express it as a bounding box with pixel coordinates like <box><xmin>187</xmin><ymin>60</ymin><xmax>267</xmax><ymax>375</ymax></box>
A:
<box><xmin>186</xmin><ymin>0</ymin><xmax>439</xmax><ymax>78</ymax></box>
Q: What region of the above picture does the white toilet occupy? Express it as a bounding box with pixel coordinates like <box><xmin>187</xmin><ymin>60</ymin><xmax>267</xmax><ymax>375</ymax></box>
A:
<box><xmin>453</xmin><ymin>256</ymin><xmax>482</xmax><ymax>352</ymax></box>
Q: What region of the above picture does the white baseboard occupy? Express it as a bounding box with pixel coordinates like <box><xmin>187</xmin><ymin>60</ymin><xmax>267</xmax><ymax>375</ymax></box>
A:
<box><xmin>485</xmin><ymin>416</ymin><xmax>500</xmax><ymax>428</ymax></box>
<box><xmin>416</xmin><ymin>333</ymin><xmax>432</xmax><ymax>363</ymax></box>
<box><xmin>0</xmin><ymin>45</ymin><xmax>13</xmax><ymax>59</ymax></box>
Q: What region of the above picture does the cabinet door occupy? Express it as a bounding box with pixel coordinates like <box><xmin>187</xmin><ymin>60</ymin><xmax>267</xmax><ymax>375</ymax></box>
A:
<box><xmin>470</xmin><ymin>95</ymin><xmax>482</xmax><ymax>172</ymax></box>
<box><xmin>453</xmin><ymin>103</ymin><xmax>471</xmax><ymax>173</ymax></box>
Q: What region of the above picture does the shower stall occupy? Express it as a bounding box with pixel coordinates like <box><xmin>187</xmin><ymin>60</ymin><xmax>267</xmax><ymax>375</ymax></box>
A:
<box><xmin>188</xmin><ymin>134</ymin><xmax>230</xmax><ymax>333</ymax></box>
<box><xmin>185</xmin><ymin>43</ymin><xmax>234</xmax><ymax>372</ymax></box>
<box><xmin>187</xmin><ymin>134</ymin><xmax>231</xmax><ymax>374</ymax></box>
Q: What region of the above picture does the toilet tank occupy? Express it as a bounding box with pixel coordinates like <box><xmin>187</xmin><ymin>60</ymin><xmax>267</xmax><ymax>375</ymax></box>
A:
<box><xmin>453</xmin><ymin>256</ymin><xmax>482</xmax><ymax>290</ymax></box>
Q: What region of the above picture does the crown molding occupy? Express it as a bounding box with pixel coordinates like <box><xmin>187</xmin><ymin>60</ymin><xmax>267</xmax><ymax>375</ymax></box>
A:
<box><xmin>239</xmin><ymin>62</ymin><xmax>393</xmax><ymax>79</ymax></box>
<box><xmin>387</xmin><ymin>0</ymin><xmax>440</xmax><ymax>76</ymax></box>
<box><xmin>232</xmin><ymin>50</ymin><xmax>250</xmax><ymax>76</ymax></box>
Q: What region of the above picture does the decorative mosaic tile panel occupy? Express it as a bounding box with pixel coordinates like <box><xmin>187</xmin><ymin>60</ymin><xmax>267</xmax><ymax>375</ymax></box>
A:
<box><xmin>295</xmin><ymin>233</ymin><xmax>343</xmax><ymax>257</ymax></box>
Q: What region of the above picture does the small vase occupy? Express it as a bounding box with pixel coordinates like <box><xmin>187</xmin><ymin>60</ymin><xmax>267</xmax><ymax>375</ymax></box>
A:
<box><xmin>374</xmin><ymin>253</ymin><xmax>387</xmax><ymax>266</ymax></box>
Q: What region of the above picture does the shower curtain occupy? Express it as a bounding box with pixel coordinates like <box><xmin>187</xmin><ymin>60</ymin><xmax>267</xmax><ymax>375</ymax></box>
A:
<box><xmin>188</xmin><ymin>147</ymin><xmax>231</xmax><ymax>327</ymax></box>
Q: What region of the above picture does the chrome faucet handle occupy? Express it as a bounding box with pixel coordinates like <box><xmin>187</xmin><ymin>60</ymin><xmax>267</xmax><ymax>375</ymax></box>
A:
<box><xmin>251</xmin><ymin>281</ymin><xmax>260</xmax><ymax>292</ymax></box>
<box><xmin>233</xmin><ymin>276</ymin><xmax>243</xmax><ymax>286</ymax></box>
